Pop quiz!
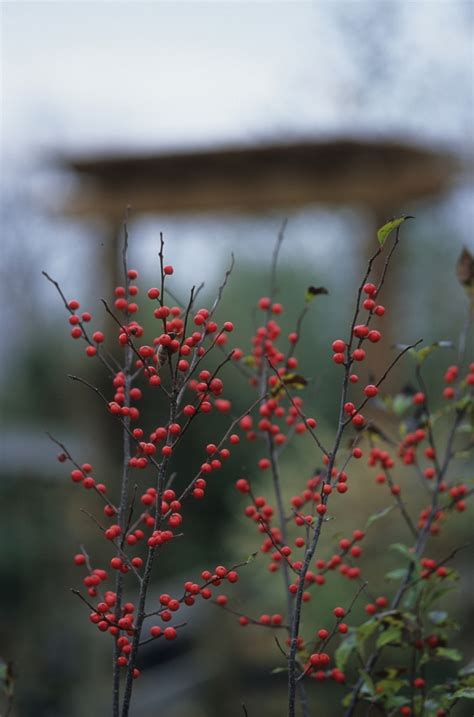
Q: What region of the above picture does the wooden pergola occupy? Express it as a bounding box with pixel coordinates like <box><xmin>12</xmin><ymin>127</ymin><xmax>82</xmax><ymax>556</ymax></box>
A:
<box><xmin>58</xmin><ymin>136</ymin><xmax>459</xmax><ymax>395</ymax></box>
<box><xmin>62</xmin><ymin>137</ymin><xmax>456</xmax><ymax>220</ymax></box>
<box><xmin>59</xmin><ymin>138</ymin><xmax>458</xmax><ymax>360</ymax></box>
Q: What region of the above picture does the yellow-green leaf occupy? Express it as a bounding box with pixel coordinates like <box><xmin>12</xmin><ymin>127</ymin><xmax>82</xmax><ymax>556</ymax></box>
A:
<box><xmin>377</xmin><ymin>215</ymin><xmax>414</xmax><ymax>247</ymax></box>
<box><xmin>409</xmin><ymin>341</ymin><xmax>453</xmax><ymax>364</ymax></box>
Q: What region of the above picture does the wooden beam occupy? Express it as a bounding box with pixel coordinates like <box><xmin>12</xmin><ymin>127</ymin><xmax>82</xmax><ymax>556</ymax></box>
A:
<box><xmin>59</xmin><ymin>138</ymin><xmax>458</xmax><ymax>218</ymax></box>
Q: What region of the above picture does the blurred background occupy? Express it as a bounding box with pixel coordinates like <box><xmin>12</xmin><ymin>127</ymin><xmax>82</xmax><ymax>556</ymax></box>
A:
<box><xmin>1</xmin><ymin>2</ymin><xmax>473</xmax><ymax>716</ymax></box>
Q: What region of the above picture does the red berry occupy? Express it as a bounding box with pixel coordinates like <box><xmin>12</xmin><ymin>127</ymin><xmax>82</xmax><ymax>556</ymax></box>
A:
<box><xmin>332</xmin><ymin>339</ymin><xmax>346</xmax><ymax>353</ymax></box>
<box><xmin>363</xmin><ymin>283</ymin><xmax>377</xmax><ymax>296</ymax></box>
<box><xmin>353</xmin><ymin>324</ymin><xmax>369</xmax><ymax>339</ymax></box>
<box><xmin>367</xmin><ymin>330</ymin><xmax>381</xmax><ymax>343</ymax></box>
<box><xmin>364</xmin><ymin>384</ymin><xmax>378</xmax><ymax>397</ymax></box>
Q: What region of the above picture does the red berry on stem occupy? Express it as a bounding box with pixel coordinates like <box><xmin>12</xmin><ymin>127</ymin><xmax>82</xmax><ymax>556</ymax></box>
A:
<box><xmin>332</xmin><ymin>339</ymin><xmax>346</xmax><ymax>353</ymax></box>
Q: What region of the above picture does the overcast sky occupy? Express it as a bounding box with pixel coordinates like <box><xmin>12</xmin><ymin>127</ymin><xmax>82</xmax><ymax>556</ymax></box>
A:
<box><xmin>1</xmin><ymin>1</ymin><xmax>473</xmax><ymax>336</ymax></box>
<box><xmin>2</xmin><ymin>0</ymin><xmax>473</xmax><ymax>170</ymax></box>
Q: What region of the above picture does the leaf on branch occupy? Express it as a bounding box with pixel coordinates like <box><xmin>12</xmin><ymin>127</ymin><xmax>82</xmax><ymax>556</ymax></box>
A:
<box><xmin>271</xmin><ymin>373</ymin><xmax>308</xmax><ymax>399</ymax></box>
<box><xmin>359</xmin><ymin>669</ymin><xmax>376</xmax><ymax>696</ymax></box>
<box><xmin>385</xmin><ymin>568</ymin><xmax>408</xmax><ymax>582</ymax></box>
<box><xmin>377</xmin><ymin>215</ymin><xmax>414</xmax><ymax>247</ymax></box>
<box><xmin>365</xmin><ymin>505</ymin><xmax>395</xmax><ymax>530</ymax></box>
<box><xmin>392</xmin><ymin>393</ymin><xmax>414</xmax><ymax>417</ymax></box>
<box><xmin>384</xmin><ymin>694</ymin><xmax>411</xmax><ymax>709</ymax></box>
<box><xmin>376</xmin><ymin>625</ymin><xmax>402</xmax><ymax>648</ymax></box>
<box><xmin>335</xmin><ymin>632</ymin><xmax>357</xmax><ymax>670</ymax></box>
<box><xmin>452</xmin><ymin>687</ymin><xmax>474</xmax><ymax>699</ymax></box>
<box><xmin>459</xmin><ymin>660</ymin><xmax>474</xmax><ymax>677</ymax></box>
<box><xmin>390</xmin><ymin>543</ymin><xmax>416</xmax><ymax>561</ymax></box>
<box><xmin>435</xmin><ymin>647</ymin><xmax>462</xmax><ymax>662</ymax></box>
<box><xmin>270</xmin><ymin>666</ymin><xmax>288</xmax><ymax>674</ymax></box>
<box><xmin>305</xmin><ymin>285</ymin><xmax>329</xmax><ymax>302</ymax></box>
<box><xmin>409</xmin><ymin>341</ymin><xmax>454</xmax><ymax>364</ymax></box>
<box><xmin>456</xmin><ymin>247</ymin><xmax>474</xmax><ymax>297</ymax></box>
<box><xmin>356</xmin><ymin>618</ymin><xmax>379</xmax><ymax>656</ymax></box>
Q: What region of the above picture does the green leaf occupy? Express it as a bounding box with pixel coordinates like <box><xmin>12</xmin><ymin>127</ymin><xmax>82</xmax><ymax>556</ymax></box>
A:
<box><xmin>365</xmin><ymin>505</ymin><xmax>395</xmax><ymax>530</ymax></box>
<box><xmin>425</xmin><ymin>583</ymin><xmax>459</xmax><ymax>607</ymax></box>
<box><xmin>356</xmin><ymin>618</ymin><xmax>379</xmax><ymax>657</ymax></box>
<box><xmin>452</xmin><ymin>687</ymin><xmax>474</xmax><ymax>699</ymax></box>
<box><xmin>409</xmin><ymin>341</ymin><xmax>454</xmax><ymax>365</ymax></box>
<box><xmin>459</xmin><ymin>659</ymin><xmax>474</xmax><ymax>676</ymax></box>
<box><xmin>342</xmin><ymin>692</ymin><xmax>353</xmax><ymax>708</ymax></box>
<box><xmin>390</xmin><ymin>543</ymin><xmax>415</xmax><ymax>561</ymax></box>
<box><xmin>435</xmin><ymin>647</ymin><xmax>462</xmax><ymax>662</ymax></box>
<box><xmin>359</xmin><ymin>670</ymin><xmax>376</xmax><ymax>696</ymax></box>
<box><xmin>305</xmin><ymin>285</ymin><xmax>328</xmax><ymax>302</ymax></box>
<box><xmin>375</xmin><ymin>678</ymin><xmax>407</xmax><ymax>697</ymax></box>
<box><xmin>392</xmin><ymin>393</ymin><xmax>414</xmax><ymax>417</ymax></box>
<box><xmin>335</xmin><ymin>632</ymin><xmax>357</xmax><ymax>671</ymax></box>
<box><xmin>271</xmin><ymin>666</ymin><xmax>288</xmax><ymax>674</ymax></box>
<box><xmin>377</xmin><ymin>215</ymin><xmax>414</xmax><ymax>247</ymax></box>
<box><xmin>376</xmin><ymin>625</ymin><xmax>402</xmax><ymax>648</ymax></box>
<box><xmin>384</xmin><ymin>695</ymin><xmax>410</xmax><ymax>709</ymax></box>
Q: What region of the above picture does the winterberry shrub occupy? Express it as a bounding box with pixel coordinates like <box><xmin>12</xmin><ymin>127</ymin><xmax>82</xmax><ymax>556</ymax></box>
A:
<box><xmin>45</xmin><ymin>233</ymin><xmax>254</xmax><ymax>716</ymax></box>
<box><xmin>217</xmin><ymin>222</ymin><xmax>473</xmax><ymax>717</ymax></box>
<box><xmin>45</xmin><ymin>220</ymin><xmax>473</xmax><ymax>717</ymax></box>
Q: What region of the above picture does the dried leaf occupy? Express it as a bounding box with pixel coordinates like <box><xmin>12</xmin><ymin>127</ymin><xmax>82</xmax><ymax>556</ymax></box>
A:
<box><xmin>305</xmin><ymin>286</ymin><xmax>329</xmax><ymax>302</ymax></box>
<box><xmin>456</xmin><ymin>247</ymin><xmax>474</xmax><ymax>294</ymax></box>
